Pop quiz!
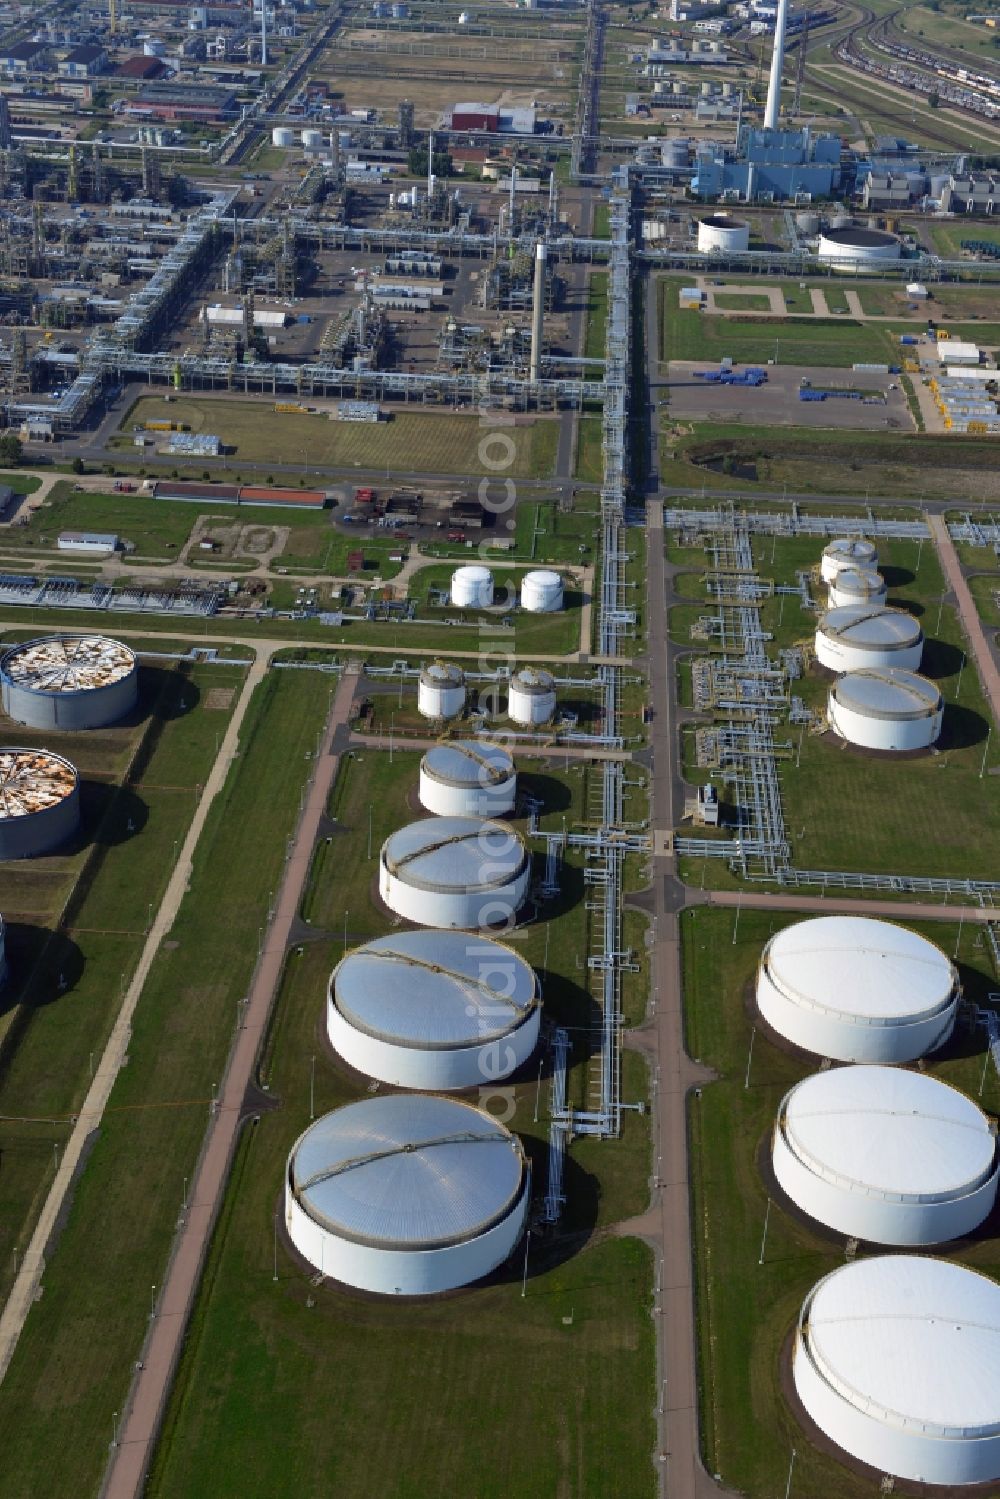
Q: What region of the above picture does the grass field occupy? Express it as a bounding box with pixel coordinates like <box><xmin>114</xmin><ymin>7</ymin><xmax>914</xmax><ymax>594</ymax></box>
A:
<box><xmin>0</xmin><ymin>482</ymin><xmax>406</xmax><ymax>580</ymax></box>
<box><xmin>0</xmin><ymin>669</ymin><xmax>338</xmax><ymax>1499</ymax></box>
<box><xmin>575</xmin><ymin>415</ymin><xmax>603</xmax><ymax>483</ymax></box>
<box><xmin>659</xmin><ymin>419</ymin><xmax>1000</xmax><ymax>502</ymax></box>
<box><xmin>684</xmin><ymin>905</ymin><xmax>1000</xmax><ymax>1499</ymax></box>
<box><xmin>120</xmin><ymin>398</ymin><xmax>560</xmax><ymax>479</ymax></box>
<box><xmin>584</xmin><ymin>271</ymin><xmax>608</xmax><ymax>367</ymax></box>
<box><xmin>0</xmin><ymin>659</ymin><xmax>246</xmax><ymax>1310</ymax></box>
<box><xmin>968</xmin><ymin>571</ymin><xmax>1000</xmax><ymax>627</ymax></box>
<box><xmin>662</xmin><ymin>301</ymin><xmax>892</xmax><ymax>368</ymax></box>
<box><xmin>145</xmin><ymin>735</ymin><xmax>657</xmax><ymax>1499</ymax></box>
<box><xmin>713</xmin><ymin>292</ymin><xmax>774</xmax><ymax>313</ymax></box>
<box><xmin>928</xmin><ymin>221</ymin><xmax>1000</xmax><ymax>259</ymax></box>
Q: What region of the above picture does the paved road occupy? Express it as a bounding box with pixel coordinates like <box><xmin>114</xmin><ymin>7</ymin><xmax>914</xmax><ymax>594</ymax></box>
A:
<box><xmin>0</xmin><ymin>645</ymin><xmax>272</xmax><ymax>1385</ymax></box>
<box><xmin>621</xmin><ymin>498</ymin><xmax>731</xmax><ymax>1499</ymax></box>
<box><xmin>101</xmin><ymin>667</ymin><xmax>358</xmax><ymax>1499</ymax></box>
<box><xmin>929</xmin><ymin>512</ymin><xmax>1000</xmax><ymax>726</ymax></box>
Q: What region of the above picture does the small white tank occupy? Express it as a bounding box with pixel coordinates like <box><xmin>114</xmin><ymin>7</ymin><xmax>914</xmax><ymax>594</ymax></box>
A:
<box><xmin>451</xmin><ymin>565</ymin><xmax>494</xmax><ymax>610</ymax></box>
<box><xmin>821</xmin><ymin>537</ymin><xmax>878</xmax><ymax>584</ymax></box>
<box><xmin>301</xmin><ymin>129</ymin><xmax>324</xmax><ymax>149</ymax></box>
<box><xmin>508</xmin><ymin>667</ymin><xmax>556</xmax><ymax>726</ymax></box>
<box><xmin>417</xmin><ymin>661</ymin><xmax>465</xmax><ymax>721</ymax></box>
<box><xmin>519</xmin><ymin>569</ymin><xmax>564</xmax><ymax>614</ymax></box>
<box><xmin>271</xmin><ymin>127</ymin><xmax>294</xmax><ymax>147</ymax></box>
<box><xmin>829</xmin><ymin>567</ymin><xmax>887</xmax><ymax>610</ymax></box>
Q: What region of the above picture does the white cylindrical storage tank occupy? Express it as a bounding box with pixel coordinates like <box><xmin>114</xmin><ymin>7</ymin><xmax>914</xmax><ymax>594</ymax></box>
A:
<box><xmin>828</xmin><ymin>567</ymin><xmax>886</xmax><ymax>609</ymax></box>
<box><xmin>0</xmin><ymin>750</ymin><xmax>80</xmax><ymax>859</ymax></box>
<box><xmin>417</xmin><ymin>661</ymin><xmax>465</xmax><ymax>721</ymax></box>
<box><xmin>697</xmin><ymin>214</ymin><xmax>750</xmax><ymax>254</ymax></box>
<box><xmin>793</xmin><ymin>1257</ymin><xmax>1000</xmax><ymax>1486</ymax></box>
<box><xmin>508</xmin><ymin>666</ymin><xmax>556</xmax><ymax>726</ymax></box>
<box><xmin>796</xmin><ymin>210</ymin><xmax>821</xmax><ymax>235</ymax></box>
<box><xmin>757</xmin><ymin>916</ymin><xmax>957</xmax><ymax>1063</ymax></box>
<box><xmin>773</xmin><ymin>1066</ymin><xmax>999</xmax><ymax>1245</ymax></box>
<box><xmin>814</xmin><ymin>606</ymin><xmax>923</xmax><ymax>673</ymax></box>
<box><xmin>419</xmin><ymin>739</ymin><xmax>516</xmax><ymax>818</ymax></box>
<box><xmin>1</xmin><ymin>635</ymin><xmax>138</xmax><ymax>730</ymax></box>
<box><xmin>301</xmin><ymin>128</ymin><xmax>323</xmax><ymax>149</ymax></box>
<box><xmin>820</xmin><ymin>537</ymin><xmax>878</xmax><ymax>584</ymax></box>
<box><xmin>271</xmin><ymin>126</ymin><xmax>294</xmax><ymax>147</ymax></box>
<box><xmin>285</xmin><ymin>1095</ymin><xmax>529</xmax><ymax>1295</ymax></box>
<box><xmin>450</xmin><ymin>565</ymin><xmax>494</xmax><ymax>609</ymax></box>
<box><xmin>817</xmin><ymin>225</ymin><xmax>902</xmax><ymax>268</ymax></box>
<box><xmin>327</xmin><ymin>929</ymin><xmax>539</xmax><ymax>1090</ymax></box>
<box><xmin>519</xmin><ymin>569</ymin><xmax>564</xmax><ymax>614</ymax></box>
<box><xmin>380</xmin><ymin>815</ymin><xmax>530</xmax><ymax>929</ymax></box>
<box><xmin>828</xmin><ymin>667</ymin><xmax>942</xmax><ymax>751</ymax></box>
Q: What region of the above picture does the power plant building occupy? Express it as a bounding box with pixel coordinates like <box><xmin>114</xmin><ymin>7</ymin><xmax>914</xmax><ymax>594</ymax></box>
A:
<box><xmin>756</xmin><ymin>916</ymin><xmax>958</xmax><ymax>1062</ymax></box>
<box><xmin>379</xmin><ymin>815</ymin><xmax>530</xmax><ymax>928</ymax></box>
<box><xmin>285</xmin><ymin>1095</ymin><xmax>529</xmax><ymax>1295</ymax></box>
<box><xmin>772</xmin><ymin>1066</ymin><xmax>999</xmax><ymax>1245</ymax></box>
<box><xmin>327</xmin><ymin>930</ymin><xmax>540</xmax><ymax>1090</ymax></box>
<box><xmin>793</xmin><ymin>1257</ymin><xmax>1000</xmax><ymax>1486</ymax></box>
<box><xmin>418</xmin><ymin>740</ymin><xmax>516</xmax><ymax>818</ymax></box>
<box><xmin>0</xmin><ymin>749</ymin><xmax>80</xmax><ymax>858</ymax></box>
<box><xmin>1</xmin><ymin>636</ymin><xmax>139</xmax><ymax>730</ymax></box>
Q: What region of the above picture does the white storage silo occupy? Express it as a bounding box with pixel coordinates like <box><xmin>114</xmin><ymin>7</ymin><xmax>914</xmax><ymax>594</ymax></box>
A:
<box><xmin>814</xmin><ymin>606</ymin><xmax>923</xmax><ymax>673</ymax></box>
<box><xmin>450</xmin><ymin>565</ymin><xmax>494</xmax><ymax>609</ymax></box>
<box><xmin>508</xmin><ymin>666</ymin><xmax>556</xmax><ymax>726</ymax></box>
<box><xmin>820</xmin><ymin>537</ymin><xmax>878</xmax><ymax>584</ymax></box>
<box><xmin>380</xmin><ymin>815</ymin><xmax>530</xmax><ymax>929</ymax></box>
<box><xmin>697</xmin><ymin>214</ymin><xmax>750</xmax><ymax>254</ymax></box>
<box><xmin>793</xmin><ymin>1257</ymin><xmax>1000</xmax><ymax>1486</ymax></box>
<box><xmin>417</xmin><ymin>661</ymin><xmax>465</xmax><ymax>721</ymax></box>
<box><xmin>419</xmin><ymin>739</ymin><xmax>516</xmax><ymax>817</ymax></box>
<box><xmin>817</xmin><ymin>225</ymin><xmax>902</xmax><ymax>269</ymax></box>
<box><xmin>285</xmin><ymin>1095</ymin><xmax>529</xmax><ymax>1295</ymax></box>
<box><xmin>271</xmin><ymin>126</ymin><xmax>294</xmax><ymax>147</ymax></box>
<box><xmin>301</xmin><ymin>128</ymin><xmax>324</xmax><ymax>149</ymax></box>
<box><xmin>828</xmin><ymin>567</ymin><xmax>886</xmax><ymax>609</ymax></box>
<box><xmin>773</xmin><ymin>1066</ymin><xmax>998</xmax><ymax>1245</ymax></box>
<box><xmin>327</xmin><ymin>929</ymin><xmax>539</xmax><ymax>1090</ymax></box>
<box><xmin>1</xmin><ymin>635</ymin><xmax>139</xmax><ymax>730</ymax></box>
<box><xmin>0</xmin><ymin>750</ymin><xmax>80</xmax><ymax>859</ymax></box>
<box><xmin>828</xmin><ymin>667</ymin><xmax>942</xmax><ymax>750</ymax></box>
<box><xmin>756</xmin><ymin>916</ymin><xmax>957</xmax><ymax>1063</ymax></box>
<box><xmin>519</xmin><ymin>569</ymin><xmax>564</xmax><ymax>613</ymax></box>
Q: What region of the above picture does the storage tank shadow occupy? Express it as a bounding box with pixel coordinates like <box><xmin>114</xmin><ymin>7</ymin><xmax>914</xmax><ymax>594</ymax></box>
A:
<box><xmin>0</xmin><ymin>923</ymin><xmax>84</xmax><ymax>1030</ymax></box>
<box><xmin>80</xmin><ymin>780</ymin><xmax>149</xmax><ymax>850</ymax></box>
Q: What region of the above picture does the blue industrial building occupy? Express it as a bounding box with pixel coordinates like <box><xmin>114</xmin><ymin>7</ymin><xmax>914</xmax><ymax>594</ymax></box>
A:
<box><xmin>692</xmin><ymin>126</ymin><xmax>841</xmax><ymax>201</ymax></box>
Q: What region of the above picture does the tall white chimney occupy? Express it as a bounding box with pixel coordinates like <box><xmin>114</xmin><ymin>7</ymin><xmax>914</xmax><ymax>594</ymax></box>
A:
<box><xmin>529</xmin><ymin>241</ymin><xmax>546</xmax><ymax>384</ymax></box>
<box><xmin>763</xmin><ymin>0</ymin><xmax>788</xmax><ymax>130</ymax></box>
<box><xmin>260</xmin><ymin>0</ymin><xmax>268</xmax><ymax>66</ymax></box>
